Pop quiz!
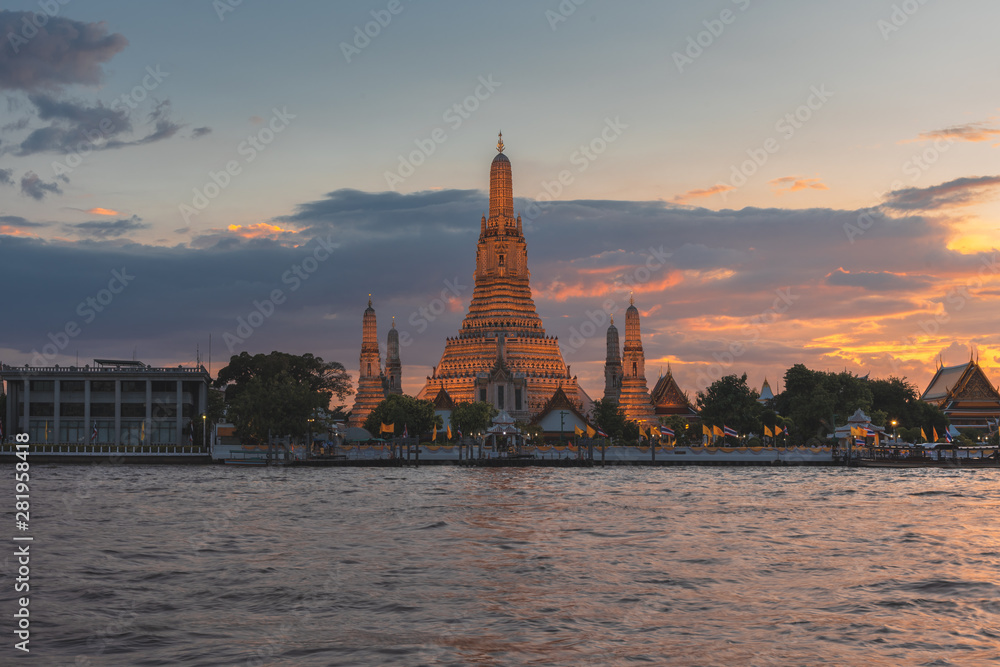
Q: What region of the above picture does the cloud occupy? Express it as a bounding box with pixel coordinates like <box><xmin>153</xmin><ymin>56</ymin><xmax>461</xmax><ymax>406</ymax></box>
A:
<box><xmin>882</xmin><ymin>175</ymin><xmax>1000</xmax><ymax>211</ymax></box>
<box><xmin>20</xmin><ymin>171</ymin><xmax>62</xmax><ymax>200</ymax></box>
<box><xmin>0</xmin><ymin>214</ymin><xmax>48</xmax><ymax>227</ymax></box>
<box><xmin>671</xmin><ymin>184</ymin><xmax>734</xmax><ymax>204</ymax></box>
<box><xmin>10</xmin><ymin>94</ymin><xmax>184</xmax><ymax>156</ymax></box>
<box><xmin>63</xmin><ymin>215</ymin><xmax>149</xmax><ymax>239</ymax></box>
<box><xmin>825</xmin><ymin>268</ymin><xmax>933</xmax><ymax>292</ymax></box>
<box><xmin>914</xmin><ymin>122</ymin><xmax>1000</xmax><ymax>145</ymax></box>
<box><xmin>0</xmin><ymin>167</ymin><xmax>13</xmax><ymax>185</ymax></box>
<box><xmin>226</xmin><ymin>223</ymin><xmax>298</xmax><ymax>240</ymax></box>
<box><xmin>87</xmin><ymin>207</ymin><xmax>119</xmax><ymax>216</ymax></box>
<box><xmin>769</xmin><ymin>176</ymin><xmax>828</xmax><ymax>194</ymax></box>
<box><xmin>192</xmin><ymin>126</ymin><xmax>211</xmax><ymax>138</ymax></box>
<box><xmin>0</xmin><ymin>11</ymin><xmax>128</xmax><ymax>91</ymax></box>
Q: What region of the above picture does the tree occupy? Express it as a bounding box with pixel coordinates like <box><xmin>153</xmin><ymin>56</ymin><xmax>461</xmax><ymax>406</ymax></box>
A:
<box><xmin>449</xmin><ymin>401</ymin><xmax>498</xmax><ymax>438</ymax></box>
<box><xmin>214</xmin><ymin>351</ymin><xmax>351</xmax><ymax>445</ymax></box>
<box><xmin>696</xmin><ymin>373</ymin><xmax>762</xmax><ymax>436</ymax></box>
<box><xmin>591</xmin><ymin>399</ymin><xmax>631</xmax><ymax>441</ymax></box>
<box><xmin>363</xmin><ymin>394</ymin><xmax>439</xmax><ymax>438</ymax></box>
<box><xmin>659</xmin><ymin>415</ymin><xmax>696</xmax><ymax>445</ymax></box>
<box><xmin>989</xmin><ymin>430</ymin><xmax>999</xmax><ymax>448</ymax></box>
<box><xmin>190</xmin><ymin>387</ymin><xmax>226</xmax><ymax>445</ymax></box>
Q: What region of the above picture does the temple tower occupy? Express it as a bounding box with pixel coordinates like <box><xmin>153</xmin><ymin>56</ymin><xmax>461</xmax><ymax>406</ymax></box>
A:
<box><xmin>348</xmin><ymin>296</ymin><xmax>388</xmax><ymax>428</ymax></box>
<box><xmin>604</xmin><ymin>316</ymin><xmax>622</xmax><ymax>405</ymax></box>
<box><xmin>418</xmin><ymin>133</ymin><xmax>590</xmax><ymax>418</ymax></box>
<box><xmin>386</xmin><ymin>317</ymin><xmax>402</xmax><ymax>395</ymax></box>
<box><xmin>617</xmin><ymin>295</ymin><xmax>656</xmax><ymax>424</ymax></box>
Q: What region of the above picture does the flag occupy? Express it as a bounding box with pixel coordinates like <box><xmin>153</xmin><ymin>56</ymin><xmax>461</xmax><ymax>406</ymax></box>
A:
<box><xmin>774</xmin><ymin>425</ymin><xmax>783</xmax><ymax>436</ymax></box>
<box><xmin>932</xmin><ymin>426</ymin><xmax>939</xmax><ymax>442</ymax></box>
<box><xmin>403</xmin><ymin>424</ymin><xmax>408</xmax><ymax>438</ymax></box>
<box><xmin>702</xmin><ymin>424</ymin><xmax>712</xmax><ymax>437</ymax></box>
<box><xmin>574</xmin><ymin>425</ymin><xmax>584</xmax><ymax>437</ymax></box>
<box><xmin>586</xmin><ymin>425</ymin><xmax>596</xmax><ymax>438</ymax></box>
<box><xmin>873</xmin><ymin>432</ymin><xmax>880</xmax><ymax>446</ymax></box>
<box><xmin>45</xmin><ymin>421</ymin><xmax>49</xmax><ymax>442</ymax></box>
<box><xmin>723</xmin><ymin>426</ymin><xmax>738</xmax><ymax>438</ymax></box>
<box><xmin>764</xmin><ymin>425</ymin><xmax>774</xmax><ymax>437</ymax></box>
<box><xmin>432</xmin><ymin>424</ymin><xmax>437</xmax><ymax>441</ymax></box>
<box><xmin>713</xmin><ymin>425</ymin><xmax>724</xmax><ymax>438</ymax></box>
<box><xmin>447</xmin><ymin>425</ymin><xmax>452</xmax><ymax>440</ymax></box>
<box><xmin>920</xmin><ymin>427</ymin><xmax>928</xmax><ymax>442</ymax></box>
<box><xmin>943</xmin><ymin>429</ymin><xmax>953</xmax><ymax>444</ymax></box>
<box><xmin>660</xmin><ymin>425</ymin><xmax>674</xmax><ymax>437</ymax></box>
<box><xmin>141</xmin><ymin>420</ymin><xmax>145</xmax><ymax>443</ymax></box>
<box><xmin>866</xmin><ymin>428</ymin><xmax>877</xmax><ymax>437</ymax></box>
<box><xmin>380</xmin><ymin>422</ymin><xmax>394</xmax><ymax>434</ymax></box>
<box><xmin>457</xmin><ymin>426</ymin><xmax>463</xmax><ymax>438</ymax></box>
<box><xmin>597</xmin><ymin>427</ymin><xmax>608</xmax><ymax>438</ymax></box>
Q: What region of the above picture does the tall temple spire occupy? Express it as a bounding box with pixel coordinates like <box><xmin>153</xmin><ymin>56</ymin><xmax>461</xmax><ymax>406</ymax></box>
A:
<box><xmin>349</xmin><ymin>296</ymin><xmax>388</xmax><ymax>428</ymax></box>
<box><xmin>418</xmin><ymin>134</ymin><xmax>587</xmax><ymax>419</ymax></box>
<box><xmin>619</xmin><ymin>297</ymin><xmax>656</xmax><ymax>424</ymax></box>
<box><xmin>489</xmin><ymin>134</ymin><xmax>514</xmax><ymax>220</ymax></box>
<box><xmin>604</xmin><ymin>317</ymin><xmax>622</xmax><ymax>405</ymax></box>
<box><xmin>386</xmin><ymin>315</ymin><xmax>402</xmax><ymax>395</ymax></box>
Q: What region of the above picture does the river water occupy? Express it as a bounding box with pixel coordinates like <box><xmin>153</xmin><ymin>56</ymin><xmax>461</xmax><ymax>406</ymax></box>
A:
<box><xmin>6</xmin><ymin>465</ymin><xmax>1000</xmax><ymax>666</ymax></box>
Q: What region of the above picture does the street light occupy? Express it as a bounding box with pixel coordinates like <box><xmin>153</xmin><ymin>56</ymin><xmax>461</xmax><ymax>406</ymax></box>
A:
<box><xmin>202</xmin><ymin>414</ymin><xmax>207</xmax><ymax>449</ymax></box>
<box><xmin>891</xmin><ymin>419</ymin><xmax>897</xmax><ymax>444</ymax></box>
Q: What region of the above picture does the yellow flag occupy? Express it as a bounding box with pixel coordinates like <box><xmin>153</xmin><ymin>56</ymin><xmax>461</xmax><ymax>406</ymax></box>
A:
<box><xmin>713</xmin><ymin>425</ymin><xmax>724</xmax><ymax>438</ymax></box>
<box><xmin>873</xmin><ymin>432</ymin><xmax>880</xmax><ymax>446</ymax></box>
<box><xmin>141</xmin><ymin>420</ymin><xmax>145</xmax><ymax>442</ymax></box>
<box><xmin>774</xmin><ymin>425</ymin><xmax>783</xmax><ymax>436</ymax></box>
<box><xmin>447</xmin><ymin>425</ymin><xmax>452</xmax><ymax>440</ymax></box>
<box><xmin>920</xmin><ymin>427</ymin><xmax>927</xmax><ymax>442</ymax></box>
<box><xmin>381</xmin><ymin>422</ymin><xmax>394</xmax><ymax>434</ymax></box>
<box><xmin>574</xmin><ymin>425</ymin><xmax>584</xmax><ymax>437</ymax></box>
<box><xmin>764</xmin><ymin>425</ymin><xmax>773</xmax><ymax>437</ymax></box>
<box><xmin>702</xmin><ymin>424</ymin><xmax>711</xmax><ymax>437</ymax></box>
<box><xmin>432</xmin><ymin>424</ymin><xmax>437</xmax><ymax>441</ymax></box>
<box><xmin>586</xmin><ymin>425</ymin><xmax>596</xmax><ymax>438</ymax></box>
<box><xmin>932</xmin><ymin>426</ymin><xmax>938</xmax><ymax>442</ymax></box>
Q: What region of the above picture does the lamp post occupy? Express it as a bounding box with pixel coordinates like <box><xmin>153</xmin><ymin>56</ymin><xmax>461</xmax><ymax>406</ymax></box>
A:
<box><xmin>891</xmin><ymin>419</ymin><xmax>897</xmax><ymax>444</ymax></box>
<box><xmin>202</xmin><ymin>414</ymin><xmax>206</xmax><ymax>449</ymax></box>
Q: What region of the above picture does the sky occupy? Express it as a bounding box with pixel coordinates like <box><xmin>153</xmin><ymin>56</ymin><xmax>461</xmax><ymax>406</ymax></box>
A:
<box><xmin>1</xmin><ymin>0</ymin><xmax>999</xmax><ymax>405</ymax></box>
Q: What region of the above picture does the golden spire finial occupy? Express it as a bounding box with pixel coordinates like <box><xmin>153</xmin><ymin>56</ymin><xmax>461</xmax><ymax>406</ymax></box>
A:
<box><xmin>497</xmin><ymin>131</ymin><xmax>504</xmax><ymax>153</ymax></box>
<box><xmin>368</xmin><ymin>293</ymin><xmax>372</xmax><ymax>308</ymax></box>
<box><xmin>630</xmin><ymin>292</ymin><xmax>634</xmax><ymax>306</ymax></box>
<box><xmin>610</xmin><ymin>315</ymin><xmax>614</xmax><ymax>325</ymax></box>
<box><xmin>391</xmin><ymin>315</ymin><xmax>395</xmax><ymax>328</ymax></box>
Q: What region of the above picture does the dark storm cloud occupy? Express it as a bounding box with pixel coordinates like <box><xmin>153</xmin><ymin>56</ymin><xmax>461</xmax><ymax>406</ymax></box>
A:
<box><xmin>0</xmin><ymin>11</ymin><xmax>128</xmax><ymax>91</ymax></box>
<box><xmin>20</xmin><ymin>170</ymin><xmax>62</xmax><ymax>199</ymax></box>
<box><xmin>64</xmin><ymin>215</ymin><xmax>149</xmax><ymax>239</ymax></box>
<box><xmin>882</xmin><ymin>175</ymin><xmax>1000</xmax><ymax>211</ymax></box>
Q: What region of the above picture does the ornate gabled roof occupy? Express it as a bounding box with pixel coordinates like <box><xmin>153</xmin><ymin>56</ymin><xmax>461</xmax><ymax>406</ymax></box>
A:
<box><xmin>758</xmin><ymin>378</ymin><xmax>774</xmax><ymax>402</ymax></box>
<box><xmin>922</xmin><ymin>361</ymin><xmax>1000</xmax><ymax>404</ymax></box>
<box><xmin>530</xmin><ymin>386</ymin><xmax>591</xmax><ymax>427</ymax></box>
<box><xmin>432</xmin><ymin>388</ymin><xmax>455</xmax><ymax>411</ymax></box>
<box><xmin>651</xmin><ymin>370</ymin><xmax>691</xmax><ymax>410</ymax></box>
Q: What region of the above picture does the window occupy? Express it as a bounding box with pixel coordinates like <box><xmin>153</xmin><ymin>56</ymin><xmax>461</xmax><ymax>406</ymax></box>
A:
<box><xmin>633</xmin><ymin>362</ymin><xmax>637</xmax><ymax>376</ymax></box>
<box><xmin>498</xmin><ymin>254</ymin><xmax>505</xmax><ymax>266</ymax></box>
<box><xmin>497</xmin><ymin>386</ymin><xmax>505</xmax><ymax>409</ymax></box>
<box><xmin>30</xmin><ymin>380</ymin><xmax>54</xmax><ymax>392</ymax></box>
<box><xmin>31</xmin><ymin>402</ymin><xmax>54</xmax><ymax>417</ymax></box>
<box><xmin>367</xmin><ymin>362</ymin><xmax>372</xmax><ymax>376</ymax></box>
<box><xmin>121</xmin><ymin>403</ymin><xmax>145</xmax><ymax>418</ymax></box>
<box><xmin>91</xmin><ymin>403</ymin><xmax>115</xmax><ymax>417</ymax></box>
<box><xmin>151</xmin><ymin>381</ymin><xmax>174</xmax><ymax>393</ymax></box>
<box><xmin>122</xmin><ymin>380</ymin><xmax>145</xmax><ymax>393</ymax></box>
<box><xmin>59</xmin><ymin>420</ymin><xmax>85</xmax><ymax>443</ymax></box>
<box><xmin>61</xmin><ymin>380</ymin><xmax>84</xmax><ymax>392</ymax></box>
<box><xmin>479</xmin><ymin>388</ymin><xmax>487</xmax><ymax>402</ymax></box>
<box><xmin>151</xmin><ymin>421</ymin><xmax>176</xmax><ymax>444</ymax></box>
<box><xmin>61</xmin><ymin>402</ymin><xmax>85</xmax><ymax>417</ymax></box>
<box><xmin>514</xmin><ymin>388</ymin><xmax>522</xmax><ymax>411</ymax></box>
<box><xmin>91</xmin><ymin>381</ymin><xmax>114</xmax><ymax>393</ymax></box>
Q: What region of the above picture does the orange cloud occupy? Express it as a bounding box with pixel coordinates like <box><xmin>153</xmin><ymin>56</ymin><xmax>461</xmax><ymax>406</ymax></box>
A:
<box><xmin>227</xmin><ymin>223</ymin><xmax>296</xmax><ymax>238</ymax></box>
<box><xmin>87</xmin><ymin>207</ymin><xmax>120</xmax><ymax>216</ymax></box>
<box><xmin>0</xmin><ymin>225</ymin><xmax>37</xmax><ymax>237</ymax></box>
<box><xmin>672</xmin><ymin>184</ymin><xmax>734</xmax><ymax>204</ymax></box>
<box><xmin>914</xmin><ymin>122</ymin><xmax>1000</xmax><ymax>146</ymax></box>
<box><xmin>770</xmin><ymin>176</ymin><xmax>828</xmax><ymax>194</ymax></box>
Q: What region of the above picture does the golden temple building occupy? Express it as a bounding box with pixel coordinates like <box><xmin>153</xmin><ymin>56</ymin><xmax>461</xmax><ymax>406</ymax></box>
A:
<box><xmin>604</xmin><ymin>296</ymin><xmax>657</xmax><ymax>425</ymax></box>
<box><xmin>348</xmin><ymin>296</ymin><xmax>391</xmax><ymax>428</ymax></box>
<box><xmin>921</xmin><ymin>357</ymin><xmax>1000</xmax><ymax>434</ymax></box>
<box><xmin>417</xmin><ymin>134</ymin><xmax>590</xmax><ymax>418</ymax></box>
